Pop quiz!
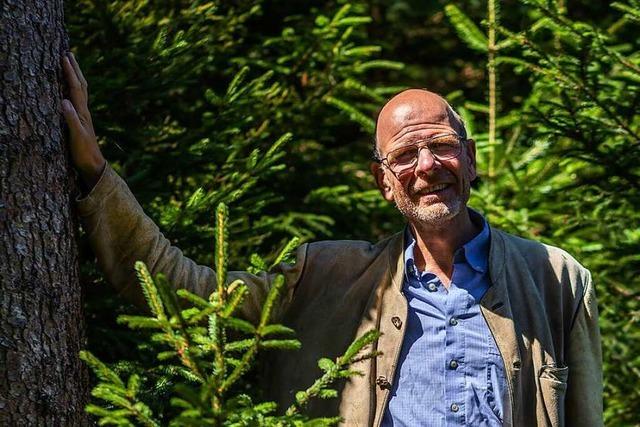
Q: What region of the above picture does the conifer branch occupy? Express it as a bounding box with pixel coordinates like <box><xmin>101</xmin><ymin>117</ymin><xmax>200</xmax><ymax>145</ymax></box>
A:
<box><xmin>80</xmin><ymin>351</ymin><xmax>160</xmax><ymax>426</ymax></box>
<box><xmin>214</xmin><ymin>203</ymin><xmax>229</xmax><ymax>303</ymax></box>
<box><xmin>487</xmin><ymin>0</ymin><xmax>500</xmax><ymax>180</ymax></box>
<box><xmin>444</xmin><ymin>5</ymin><xmax>489</xmax><ymax>53</ymax></box>
<box><xmin>270</xmin><ymin>236</ymin><xmax>300</xmax><ymax>268</ymax></box>
<box><xmin>286</xmin><ymin>329</ymin><xmax>381</xmax><ymax>416</ymax></box>
<box><xmin>259</xmin><ymin>274</ymin><xmax>285</xmax><ymax>329</ymax></box>
<box><xmin>84</xmin><ymin>201</ymin><xmax>382</xmax><ymax>426</ymax></box>
<box><xmin>135</xmin><ymin>261</ymin><xmax>166</xmax><ymax>321</ymax></box>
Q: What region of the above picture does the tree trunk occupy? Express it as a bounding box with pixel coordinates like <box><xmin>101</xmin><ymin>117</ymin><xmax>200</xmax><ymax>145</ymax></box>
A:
<box><xmin>0</xmin><ymin>0</ymin><xmax>88</xmax><ymax>425</ymax></box>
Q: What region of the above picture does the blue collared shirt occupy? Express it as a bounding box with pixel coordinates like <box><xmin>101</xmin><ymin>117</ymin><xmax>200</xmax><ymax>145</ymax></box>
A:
<box><xmin>382</xmin><ymin>214</ymin><xmax>507</xmax><ymax>426</ymax></box>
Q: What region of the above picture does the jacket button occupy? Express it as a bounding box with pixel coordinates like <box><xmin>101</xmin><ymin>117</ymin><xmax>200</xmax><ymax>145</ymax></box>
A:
<box><xmin>376</xmin><ymin>375</ymin><xmax>391</xmax><ymax>390</ymax></box>
<box><xmin>391</xmin><ymin>316</ymin><xmax>402</xmax><ymax>329</ymax></box>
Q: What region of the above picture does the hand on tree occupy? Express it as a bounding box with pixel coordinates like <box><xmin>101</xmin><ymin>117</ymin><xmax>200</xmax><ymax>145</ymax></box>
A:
<box><xmin>61</xmin><ymin>52</ymin><xmax>106</xmax><ymax>191</ymax></box>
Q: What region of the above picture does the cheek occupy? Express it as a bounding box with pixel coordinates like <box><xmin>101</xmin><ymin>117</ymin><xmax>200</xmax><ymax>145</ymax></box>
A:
<box><xmin>396</xmin><ymin>175</ymin><xmax>414</xmax><ymax>193</ymax></box>
<box><xmin>389</xmin><ymin>178</ymin><xmax>411</xmax><ymax>199</ymax></box>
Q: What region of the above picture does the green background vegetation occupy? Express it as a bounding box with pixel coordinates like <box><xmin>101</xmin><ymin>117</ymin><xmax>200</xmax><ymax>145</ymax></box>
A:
<box><xmin>67</xmin><ymin>0</ymin><xmax>640</xmax><ymax>424</ymax></box>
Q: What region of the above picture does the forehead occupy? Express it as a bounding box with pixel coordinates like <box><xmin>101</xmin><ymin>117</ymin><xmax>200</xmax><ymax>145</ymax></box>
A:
<box><xmin>376</xmin><ymin>90</ymin><xmax>463</xmax><ymax>153</ymax></box>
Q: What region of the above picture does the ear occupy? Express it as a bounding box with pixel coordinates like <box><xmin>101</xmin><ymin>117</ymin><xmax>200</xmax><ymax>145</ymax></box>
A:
<box><xmin>370</xmin><ymin>161</ymin><xmax>395</xmax><ymax>202</ymax></box>
<box><xmin>464</xmin><ymin>138</ymin><xmax>477</xmax><ymax>182</ymax></box>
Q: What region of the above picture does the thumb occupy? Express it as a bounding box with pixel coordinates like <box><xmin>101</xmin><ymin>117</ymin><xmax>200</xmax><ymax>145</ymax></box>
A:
<box><xmin>62</xmin><ymin>99</ymin><xmax>84</xmax><ymax>141</ymax></box>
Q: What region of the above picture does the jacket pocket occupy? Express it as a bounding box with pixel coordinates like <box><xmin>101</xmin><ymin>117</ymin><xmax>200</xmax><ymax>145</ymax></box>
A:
<box><xmin>539</xmin><ymin>364</ymin><xmax>569</xmax><ymax>427</ymax></box>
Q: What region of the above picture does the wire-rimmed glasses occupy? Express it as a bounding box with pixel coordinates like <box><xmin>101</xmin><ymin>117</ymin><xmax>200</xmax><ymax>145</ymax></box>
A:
<box><xmin>377</xmin><ymin>133</ymin><xmax>465</xmax><ymax>176</ymax></box>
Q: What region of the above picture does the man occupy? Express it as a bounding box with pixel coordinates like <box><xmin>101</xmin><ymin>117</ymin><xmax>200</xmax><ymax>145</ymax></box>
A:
<box><xmin>62</xmin><ymin>52</ymin><xmax>602</xmax><ymax>426</ymax></box>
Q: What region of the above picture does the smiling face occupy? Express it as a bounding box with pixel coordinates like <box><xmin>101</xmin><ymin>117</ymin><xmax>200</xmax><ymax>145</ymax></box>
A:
<box><xmin>372</xmin><ymin>89</ymin><xmax>477</xmax><ymax>228</ymax></box>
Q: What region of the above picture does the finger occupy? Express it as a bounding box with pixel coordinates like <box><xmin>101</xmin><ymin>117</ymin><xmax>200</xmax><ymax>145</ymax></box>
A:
<box><xmin>68</xmin><ymin>52</ymin><xmax>88</xmax><ymax>88</ymax></box>
<box><xmin>61</xmin><ymin>99</ymin><xmax>85</xmax><ymax>141</ymax></box>
<box><xmin>62</xmin><ymin>55</ymin><xmax>81</xmax><ymax>89</ymax></box>
<box><xmin>62</xmin><ymin>56</ymin><xmax>90</xmax><ymax>118</ymax></box>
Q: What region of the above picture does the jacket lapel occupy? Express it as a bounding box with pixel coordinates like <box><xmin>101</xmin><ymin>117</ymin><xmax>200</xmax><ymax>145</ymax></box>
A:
<box><xmin>371</xmin><ymin>231</ymin><xmax>408</xmax><ymax>427</ymax></box>
<box><xmin>481</xmin><ymin>227</ymin><xmax>522</xmax><ymax>427</ymax></box>
<box><xmin>338</xmin><ymin>231</ymin><xmax>406</xmax><ymax>426</ymax></box>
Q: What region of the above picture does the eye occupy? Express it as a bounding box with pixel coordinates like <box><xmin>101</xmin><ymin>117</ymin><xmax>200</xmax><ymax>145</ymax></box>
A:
<box><xmin>389</xmin><ymin>146</ymin><xmax>417</xmax><ymax>164</ymax></box>
<box><xmin>428</xmin><ymin>136</ymin><xmax>460</xmax><ymax>155</ymax></box>
<box><xmin>429</xmin><ymin>142</ymin><xmax>455</xmax><ymax>154</ymax></box>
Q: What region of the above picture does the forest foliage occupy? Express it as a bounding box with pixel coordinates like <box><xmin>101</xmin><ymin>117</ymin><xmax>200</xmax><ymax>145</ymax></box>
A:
<box><xmin>66</xmin><ymin>0</ymin><xmax>640</xmax><ymax>425</ymax></box>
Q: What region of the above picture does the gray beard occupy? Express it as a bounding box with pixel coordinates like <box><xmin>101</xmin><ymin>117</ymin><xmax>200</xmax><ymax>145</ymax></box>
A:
<box><xmin>393</xmin><ymin>191</ymin><xmax>463</xmax><ymax>228</ymax></box>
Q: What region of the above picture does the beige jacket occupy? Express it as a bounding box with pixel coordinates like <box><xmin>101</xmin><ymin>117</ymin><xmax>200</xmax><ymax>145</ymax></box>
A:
<box><xmin>78</xmin><ymin>165</ymin><xmax>603</xmax><ymax>427</ymax></box>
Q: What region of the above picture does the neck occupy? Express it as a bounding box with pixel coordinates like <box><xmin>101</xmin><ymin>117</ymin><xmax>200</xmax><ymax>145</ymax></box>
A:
<box><xmin>408</xmin><ymin>208</ymin><xmax>480</xmax><ymax>284</ymax></box>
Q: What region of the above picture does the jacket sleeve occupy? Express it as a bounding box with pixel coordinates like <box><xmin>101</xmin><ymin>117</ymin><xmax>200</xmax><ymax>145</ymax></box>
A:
<box><xmin>565</xmin><ymin>271</ymin><xmax>603</xmax><ymax>427</ymax></box>
<box><xmin>76</xmin><ymin>164</ymin><xmax>307</xmax><ymax>325</ymax></box>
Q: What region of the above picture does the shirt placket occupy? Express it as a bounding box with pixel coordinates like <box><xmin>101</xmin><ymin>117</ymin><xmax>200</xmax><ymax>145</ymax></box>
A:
<box><xmin>443</xmin><ymin>280</ymin><xmax>467</xmax><ymax>426</ymax></box>
<box><xmin>417</xmin><ymin>270</ymin><xmax>448</xmax><ymax>426</ymax></box>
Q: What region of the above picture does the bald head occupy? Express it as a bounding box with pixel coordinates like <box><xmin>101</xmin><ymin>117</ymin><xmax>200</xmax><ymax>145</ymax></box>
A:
<box><xmin>370</xmin><ymin>88</ymin><xmax>477</xmax><ymax>228</ymax></box>
<box><xmin>375</xmin><ymin>89</ymin><xmax>466</xmax><ymax>156</ymax></box>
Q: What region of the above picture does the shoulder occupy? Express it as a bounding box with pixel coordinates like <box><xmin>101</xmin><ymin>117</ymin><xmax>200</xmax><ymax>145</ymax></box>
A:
<box><xmin>492</xmin><ymin>227</ymin><xmax>591</xmax><ymax>296</ymax></box>
<box><xmin>305</xmin><ymin>233</ymin><xmax>399</xmax><ymax>266</ymax></box>
<box><xmin>298</xmin><ymin>233</ymin><xmax>402</xmax><ymax>277</ymax></box>
<box><xmin>494</xmin><ymin>227</ymin><xmax>587</xmax><ymax>271</ymax></box>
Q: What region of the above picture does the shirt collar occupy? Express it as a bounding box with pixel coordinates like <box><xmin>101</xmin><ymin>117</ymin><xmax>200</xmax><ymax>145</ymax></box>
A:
<box><xmin>404</xmin><ymin>233</ymin><xmax>419</xmax><ymax>281</ymax></box>
<box><xmin>403</xmin><ymin>209</ymin><xmax>490</xmax><ymax>279</ymax></box>
<box><xmin>461</xmin><ymin>209</ymin><xmax>490</xmax><ymax>274</ymax></box>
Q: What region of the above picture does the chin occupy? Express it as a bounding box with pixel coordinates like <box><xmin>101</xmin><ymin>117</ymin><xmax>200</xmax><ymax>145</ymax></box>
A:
<box><xmin>395</xmin><ymin>198</ymin><xmax>463</xmax><ymax>228</ymax></box>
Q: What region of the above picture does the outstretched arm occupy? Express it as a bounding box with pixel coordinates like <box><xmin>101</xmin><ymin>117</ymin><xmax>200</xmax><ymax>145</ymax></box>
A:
<box><xmin>62</xmin><ymin>53</ymin><xmax>306</xmax><ymax>323</ymax></box>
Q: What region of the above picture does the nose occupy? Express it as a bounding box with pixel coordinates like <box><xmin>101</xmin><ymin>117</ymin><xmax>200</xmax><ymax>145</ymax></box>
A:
<box><xmin>414</xmin><ymin>146</ymin><xmax>437</xmax><ymax>174</ymax></box>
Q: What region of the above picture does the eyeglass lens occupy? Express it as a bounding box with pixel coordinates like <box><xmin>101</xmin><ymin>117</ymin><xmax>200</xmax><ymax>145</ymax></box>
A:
<box><xmin>387</xmin><ymin>135</ymin><xmax>461</xmax><ymax>172</ymax></box>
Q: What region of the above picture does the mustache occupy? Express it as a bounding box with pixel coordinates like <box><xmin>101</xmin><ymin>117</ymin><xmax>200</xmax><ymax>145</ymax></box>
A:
<box><xmin>410</xmin><ymin>177</ymin><xmax>456</xmax><ymax>195</ymax></box>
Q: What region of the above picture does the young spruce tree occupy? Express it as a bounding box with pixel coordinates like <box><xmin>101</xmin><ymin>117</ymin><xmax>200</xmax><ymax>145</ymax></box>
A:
<box><xmin>80</xmin><ymin>203</ymin><xmax>379</xmax><ymax>425</ymax></box>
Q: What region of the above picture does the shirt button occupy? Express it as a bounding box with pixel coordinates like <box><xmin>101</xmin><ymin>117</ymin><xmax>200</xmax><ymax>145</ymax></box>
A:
<box><xmin>376</xmin><ymin>376</ymin><xmax>391</xmax><ymax>390</ymax></box>
<box><xmin>391</xmin><ymin>316</ymin><xmax>403</xmax><ymax>329</ymax></box>
<box><xmin>449</xmin><ymin>317</ymin><xmax>458</xmax><ymax>326</ymax></box>
<box><xmin>451</xmin><ymin>403</ymin><xmax>460</xmax><ymax>412</ymax></box>
<box><xmin>449</xmin><ymin>359</ymin><xmax>459</xmax><ymax>369</ymax></box>
<box><xmin>427</xmin><ymin>283</ymin><xmax>437</xmax><ymax>292</ymax></box>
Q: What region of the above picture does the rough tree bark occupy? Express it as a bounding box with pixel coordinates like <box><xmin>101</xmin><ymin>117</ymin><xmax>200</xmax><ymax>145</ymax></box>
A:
<box><xmin>0</xmin><ymin>0</ymin><xmax>88</xmax><ymax>425</ymax></box>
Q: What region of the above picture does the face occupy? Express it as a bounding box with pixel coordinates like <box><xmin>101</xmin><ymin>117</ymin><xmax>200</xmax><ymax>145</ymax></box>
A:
<box><xmin>371</xmin><ymin>89</ymin><xmax>477</xmax><ymax>228</ymax></box>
